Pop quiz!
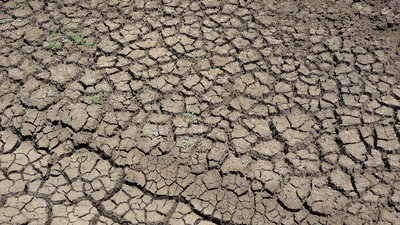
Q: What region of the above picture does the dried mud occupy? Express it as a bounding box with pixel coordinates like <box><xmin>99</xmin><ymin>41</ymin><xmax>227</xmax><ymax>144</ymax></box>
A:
<box><xmin>0</xmin><ymin>0</ymin><xmax>400</xmax><ymax>224</ymax></box>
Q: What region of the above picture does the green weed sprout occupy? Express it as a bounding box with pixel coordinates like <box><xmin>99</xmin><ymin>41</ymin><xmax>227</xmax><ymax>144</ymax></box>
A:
<box><xmin>68</xmin><ymin>33</ymin><xmax>92</xmax><ymax>47</ymax></box>
<box><xmin>50</xmin><ymin>26</ymin><xmax>59</xmax><ymax>36</ymax></box>
<box><xmin>92</xmin><ymin>96</ymin><xmax>101</xmax><ymax>103</ymax></box>
<box><xmin>181</xmin><ymin>136</ymin><xmax>192</xmax><ymax>148</ymax></box>
<box><xmin>140</xmin><ymin>132</ymin><xmax>150</xmax><ymax>137</ymax></box>
<box><xmin>46</xmin><ymin>41</ymin><xmax>61</xmax><ymax>50</ymax></box>
<box><xmin>184</xmin><ymin>113</ymin><xmax>197</xmax><ymax>122</ymax></box>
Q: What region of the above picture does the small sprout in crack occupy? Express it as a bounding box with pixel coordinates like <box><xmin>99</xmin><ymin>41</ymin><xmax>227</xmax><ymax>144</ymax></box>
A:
<box><xmin>68</xmin><ymin>33</ymin><xmax>84</xmax><ymax>44</ymax></box>
<box><xmin>46</xmin><ymin>41</ymin><xmax>61</xmax><ymax>50</ymax></box>
<box><xmin>84</xmin><ymin>41</ymin><xmax>93</xmax><ymax>47</ymax></box>
<box><xmin>19</xmin><ymin>4</ymin><xmax>27</xmax><ymax>9</ymax></box>
<box><xmin>50</xmin><ymin>26</ymin><xmax>60</xmax><ymax>36</ymax></box>
<box><xmin>181</xmin><ymin>136</ymin><xmax>192</xmax><ymax>148</ymax></box>
<box><xmin>271</xmin><ymin>21</ymin><xmax>278</xmax><ymax>26</ymax></box>
<box><xmin>150</xmin><ymin>16</ymin><xmax>158</xmax><ymax>22</ymax></box>
<box><xmin>279</xmin><ymin>175</ymin><xmax>285</xmax><ymax>187</ymax></box>
<box><xmin>241</xmin><ymin>159</ymin><xmax>248</xmax><ymax>164</ymax></box>
<box><xmin>68</xmin><ymin>33</ymin><xmax>91</xmax><ymax>46</ymax></box>
<box><xmin>184</xmin><ymin>113</ymin><xmax>197</xmax><ymax>122</ymax></box>
<box><xmin>92</xmin><ymin>96</ymin><xmax>101</xmax><ymax>103</ymax></box>
<box><xmin>140</xmin><ymin>132</ymin><xmax>150</xmax><ymax>137</ymax></box>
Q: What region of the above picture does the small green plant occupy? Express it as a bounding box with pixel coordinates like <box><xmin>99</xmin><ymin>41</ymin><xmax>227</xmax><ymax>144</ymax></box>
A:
<box><xmin>50</xmin><ymin>26</ymin><xmax>59</xmax><ymax>36</ymax></box>
<box><xmin>279</xmin><ymin>175</ymin><xmax>285</xmax><ymax>187</ymax></box>
<box><xmin>271</xmin><ymin>21</ymin><xmax>278</xmax><ymax>26</ymax></box>
<box><xmin>68</xmin><ymin>33</ymin><xmax>91</xmax><ymax>46</ymax></box>
<box><xmin>92</xmin><ymin>96</ymin><xmax>101</xmax><ymax>103</ymax></box>
<box><xmin>184</xmin><ymin>113</ymin><xmax>197</xmax><ymax>122</ymax></box>
<box><xmin>241</xmin><ymin>159</ymin><xmax>248</xmax><ymax>164</ymax></box>
<box><xmin>19</xmin><ymin>4</ymin><xmax>27</xmax><ymax>9</ymax></box>
<box><xmin>181</xmin><ymin>136</ymin><xmax>192</xmax><ymax>148</ymax></box>
<box><xmin>61</xmin><ymin>38</ymin><xmax>69</xmax><ymax>43</ymax></box>
<box><xmin>46</xmin><ymin>41</ymin><xmax>61</xmax><ymax>50</ymax></box>
<box><xmin>150</xmin><ymin>16</ymin><xmax>158</xmax><ymax>22</ymax></box>
<box><xmin>68</xmin><ymin>33</ymin><xmax>84</xmax><ymax>45</ymax></box>
<box><xmin>140</xmin><ymin>132</ymin><xmax>150</xmax><ymax>137</ymax></box>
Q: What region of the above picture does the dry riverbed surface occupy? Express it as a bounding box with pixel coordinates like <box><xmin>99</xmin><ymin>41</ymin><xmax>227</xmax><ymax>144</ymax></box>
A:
<box><xmin>0</xmin><ymin>0</ymin><xmax>400</xmax><ymax>224</ymax></box>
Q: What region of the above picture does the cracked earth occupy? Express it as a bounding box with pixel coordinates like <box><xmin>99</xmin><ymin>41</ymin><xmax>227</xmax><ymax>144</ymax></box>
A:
<box><xmin>0</xmin><ymin>0</ymin><xmax>400</xmax><ymax>224</ymax></box>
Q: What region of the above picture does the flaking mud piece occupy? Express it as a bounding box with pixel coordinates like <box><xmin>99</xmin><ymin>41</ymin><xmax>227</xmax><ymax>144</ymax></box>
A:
<box><xmin>0</xmin><ymin>0</ymin><xmax>400</xmax><ymax>224</ymax></box>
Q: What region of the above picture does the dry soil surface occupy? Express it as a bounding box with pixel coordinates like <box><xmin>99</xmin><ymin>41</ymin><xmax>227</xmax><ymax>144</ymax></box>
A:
<box><xmin>1</xmin><ymin>0</ymin><xmax>400</xmax><ymax>224</ymax></box>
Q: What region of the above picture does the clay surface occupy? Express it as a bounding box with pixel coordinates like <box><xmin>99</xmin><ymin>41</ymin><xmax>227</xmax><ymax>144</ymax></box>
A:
<box><xmin>0</xmin><ymin>0</ymin><xmax>399</xmax><ymax>224</ymax></box>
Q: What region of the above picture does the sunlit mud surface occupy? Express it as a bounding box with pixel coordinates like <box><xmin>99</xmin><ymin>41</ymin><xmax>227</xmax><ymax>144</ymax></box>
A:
<box><xmin>0</xmin><ymin>0</ymin><xmax>399</xmax><ymax>224</ymax></box>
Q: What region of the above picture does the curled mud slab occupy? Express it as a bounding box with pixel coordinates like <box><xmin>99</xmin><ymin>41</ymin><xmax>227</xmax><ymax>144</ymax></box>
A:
<box><xmin>1</xmin><ymin>0</ymin><xmax>400</xmax><ymax>224</ymax></box>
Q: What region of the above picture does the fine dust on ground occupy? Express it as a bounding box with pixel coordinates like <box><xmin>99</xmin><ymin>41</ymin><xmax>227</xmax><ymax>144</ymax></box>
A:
<box><xmin>0</xmin><ymin>0</ymin><xmax>399</xmax><ymax>224</ymax></box>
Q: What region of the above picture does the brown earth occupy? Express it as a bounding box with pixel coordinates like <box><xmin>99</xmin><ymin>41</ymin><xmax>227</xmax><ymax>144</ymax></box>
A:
<box><xmin>0</xmin><ymin>0</ymin><xmax>400</xmax><ymax>224</ymax></box>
